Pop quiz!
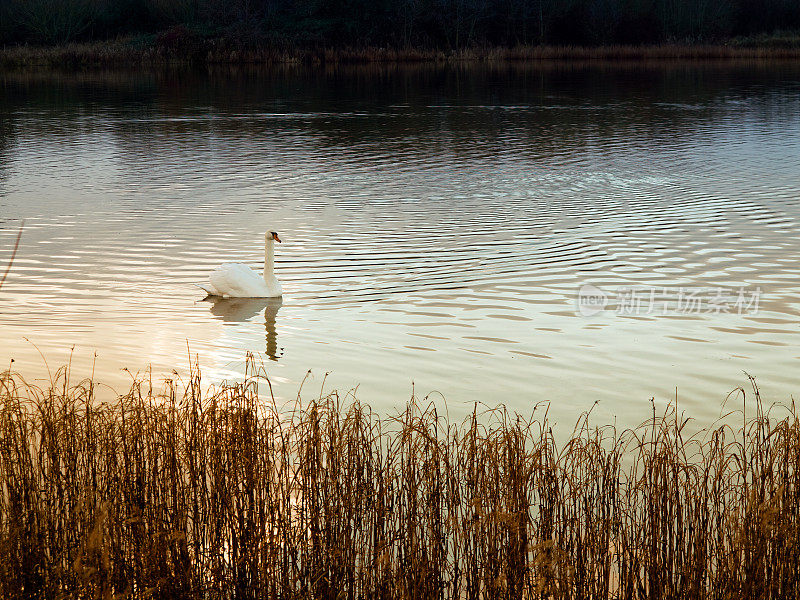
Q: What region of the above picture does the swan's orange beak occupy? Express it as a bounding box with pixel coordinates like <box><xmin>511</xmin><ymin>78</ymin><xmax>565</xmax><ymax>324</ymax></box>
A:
<box><xmin>272</xmin><ymin>233</ymin><xmax>282</xmax><ymax>243</ymax></box>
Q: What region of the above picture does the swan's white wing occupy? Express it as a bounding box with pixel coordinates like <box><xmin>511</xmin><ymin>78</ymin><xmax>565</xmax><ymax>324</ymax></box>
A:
<box><xmin>208</xmin><ymin>263</ymin><xmax>269</xmax><ymax>298</ymax></box>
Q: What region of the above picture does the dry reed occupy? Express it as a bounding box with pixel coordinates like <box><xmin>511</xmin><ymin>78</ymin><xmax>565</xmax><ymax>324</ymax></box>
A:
<box><xmin>0</xmin><ymin>357</ymin><xmax>798</xmax><ymax>599</ymax></box>
<box><xmin>0</xmin><ymin>223</ymin><xmax>23</xmax><ymax>291</ymax></box>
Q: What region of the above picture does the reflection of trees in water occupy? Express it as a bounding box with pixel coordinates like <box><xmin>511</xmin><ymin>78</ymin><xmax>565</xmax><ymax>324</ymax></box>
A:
<box><xmin>0</xmin><ymin>70</ymin><xmax>159</xmax><ymax>119</ymax></box>
<box><xmin>0</xmin><ymin>116</ymin><xmax>15</xmax><ymax>186</ymax></box>
<box><xmin>206</xmin><ymin>296</ymin><xmax>283</xmax><ymax>361</ymax></box>
<box><xmin>2</xmin><ymin>62</ymin><xmax>799</xmax><ymax>186</ymax></box>
<box><xmin>113</xmin><ymin>63</ymin><xmax>800</xmax><ymax>164</ymax></box>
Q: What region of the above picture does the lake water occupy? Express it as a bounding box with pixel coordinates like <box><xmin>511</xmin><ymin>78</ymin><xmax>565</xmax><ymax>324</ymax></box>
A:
<box><xmin>1</xmin><ymin>62</ymin><xmax>799</xmax><ymax>426</ymax></box>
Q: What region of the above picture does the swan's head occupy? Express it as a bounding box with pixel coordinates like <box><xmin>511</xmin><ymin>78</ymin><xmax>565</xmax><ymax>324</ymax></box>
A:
<box><xmin>267</xmin><ymin>231</ymin><xmax>281</xmax><ymax>243</ymax></box>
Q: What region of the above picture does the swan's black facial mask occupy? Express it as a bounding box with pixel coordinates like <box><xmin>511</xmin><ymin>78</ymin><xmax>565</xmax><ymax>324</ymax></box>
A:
<box><xmin>270</xmin><ymin>232</ymin><xmax>282</xmax><ymax>243</ymax></box>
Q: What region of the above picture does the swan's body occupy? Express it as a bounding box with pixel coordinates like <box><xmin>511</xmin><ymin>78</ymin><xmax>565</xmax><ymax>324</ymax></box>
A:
<box><xmin>199</xmin><ymin>232</ymin><xmax>283</xmax><ymax>298</ymax></box>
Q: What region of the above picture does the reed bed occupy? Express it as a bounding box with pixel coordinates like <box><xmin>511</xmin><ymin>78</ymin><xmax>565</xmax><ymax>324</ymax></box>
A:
<box><xmin>1</xmin><ymin>358</ymin><xmax>798</xmax><ymax>599</ymax></box>
<box><xmin>3</xmin><ymin>40</ymin><xmax>800</xmax><ymax>68</ymax></box>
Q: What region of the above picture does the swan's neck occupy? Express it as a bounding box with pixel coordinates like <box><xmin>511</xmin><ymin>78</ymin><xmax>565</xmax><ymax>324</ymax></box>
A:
<box><xmin>264</xmin><ymin>238</ymin><xmax>275</xmax><ymax>281</ymax></box>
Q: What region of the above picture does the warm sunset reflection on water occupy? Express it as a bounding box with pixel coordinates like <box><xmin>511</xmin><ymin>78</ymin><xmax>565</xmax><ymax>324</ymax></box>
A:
<box><xmin>1</xmin><ymin>62</ymin><xmax>799</xmax><ymax>426</ymax></box>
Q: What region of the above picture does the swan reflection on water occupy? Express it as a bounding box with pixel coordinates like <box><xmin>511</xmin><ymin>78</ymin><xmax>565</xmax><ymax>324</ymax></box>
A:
<box><xmin>204</xmin><ymin>296</ymin><xmax>284</xmax><ymax>361</ymax></box>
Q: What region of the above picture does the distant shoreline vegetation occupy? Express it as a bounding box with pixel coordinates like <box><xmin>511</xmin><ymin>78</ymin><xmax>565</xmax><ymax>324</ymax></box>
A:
<box><xmin>4</xmin><ymin>36</ymin><xmax>800</xmax><ymax>68</ymax></box>
<box><xmin>1</xmin><ymin>0</ymin><xmax>800</xmax><ymax>67</ymax></box>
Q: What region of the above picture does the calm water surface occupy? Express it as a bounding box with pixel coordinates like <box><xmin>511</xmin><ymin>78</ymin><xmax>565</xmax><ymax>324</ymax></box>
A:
<box><xmin>1</xmin><ymin>63</ymin><xmax>799</xmax><ymax>426</ymax></box>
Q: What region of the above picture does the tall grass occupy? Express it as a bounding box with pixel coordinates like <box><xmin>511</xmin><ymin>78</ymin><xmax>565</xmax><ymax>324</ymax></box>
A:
<box><xmin>1</xmin><ymin>357</ymin><xmax>798</xmax><ymax>598</ymax></box>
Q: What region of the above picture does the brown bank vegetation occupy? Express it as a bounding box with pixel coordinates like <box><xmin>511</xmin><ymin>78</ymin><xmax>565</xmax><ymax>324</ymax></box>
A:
<box><xmin>0</xmin><ymin>358</ymin><xmax>798</xmax><ymax>599</ymax></box>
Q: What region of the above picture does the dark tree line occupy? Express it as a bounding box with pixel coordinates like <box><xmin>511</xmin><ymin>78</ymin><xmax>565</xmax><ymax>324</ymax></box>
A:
<box><xmin>0</xmin><ymin>0</ymin><xmax>798</xmax><ymax>47</ymax></box>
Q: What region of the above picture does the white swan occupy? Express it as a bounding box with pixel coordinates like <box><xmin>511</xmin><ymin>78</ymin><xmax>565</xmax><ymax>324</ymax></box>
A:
<box><xmin>198</xmin><ymin>231</ymin><xmax>283</xmax><ymax>298</ymax></box>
